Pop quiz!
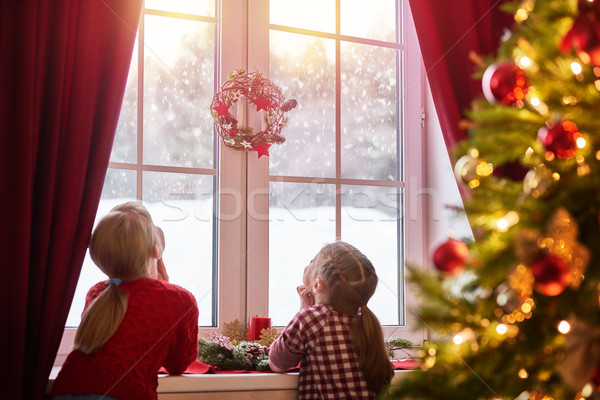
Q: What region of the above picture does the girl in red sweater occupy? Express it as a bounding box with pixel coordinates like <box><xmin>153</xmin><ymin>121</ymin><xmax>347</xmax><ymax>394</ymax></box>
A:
<box><xmin>50</xmin><ymin>202</ymin><xmax>199</xmax><ymax>400</ymax></box>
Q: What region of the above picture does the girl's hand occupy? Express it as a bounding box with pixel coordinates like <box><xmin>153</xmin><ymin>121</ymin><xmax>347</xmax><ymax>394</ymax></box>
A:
<box><xmin>154</xmin><ymin>226</ymin><xmax>168</xmax><ymax>281</ymax></box>
<box><xmin>297</xmin><ymin>285</ymin><xmax>315</xmax><ymax>309</ymax></box>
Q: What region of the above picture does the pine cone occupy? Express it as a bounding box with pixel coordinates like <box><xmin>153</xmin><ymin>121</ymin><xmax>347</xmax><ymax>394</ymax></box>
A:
<box><xmin>244</xmin><ymin>342</ymin><xmax>265</xmax><ymax>359</ymax></box>
<box><xmin>231</xmin><ymin>341</ymin><xmax>265</xmax><ymax>370</ymax></box>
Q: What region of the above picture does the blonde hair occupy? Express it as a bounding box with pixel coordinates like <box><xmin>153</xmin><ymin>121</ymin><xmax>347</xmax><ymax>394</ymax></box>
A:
<box><xmin>315</xmin><ymin>241</ymin><xmax>394</xmax><ymax>395</ymax></box>
<box><xmin>74</xmin><ymin>202</ymin><xmax>159</xmax><ymax>354</ymax></box>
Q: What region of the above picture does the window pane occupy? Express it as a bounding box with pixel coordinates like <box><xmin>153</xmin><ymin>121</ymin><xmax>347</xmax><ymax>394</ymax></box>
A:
<box><xmin>269</xmin><ymin>182</ymin><xmax>336</xmax><ymax>325</ymax></box>
<box><xmin>143</xmin><ymin>15</ymin><xmax>215</xmax><ymax>168</ymax></box>
<box><xmin>102</xmin><ymin>168</ymin><xmax>137</xmax><ymax>199</ymax></box>
<box><xmin>269</xmin><ymin>31</ymin><xmax>336</xmax><ymax>177</ymax></box>
<box><xmin>340</xmin><ymin>0</ymin><xmax>397</xmax><ymax>42</ymax></box>
<box><xmin>145</xmin><ymin>0</ymin><xmax>215</xmax><ymax>17</ymax></box>
<box><xmin>341</xmin><ymin>42</ymin><xmax>398</xmax><ymax>180</ymax></box>
<box><xmin>341</xmin><ymin>185</ymin><xmax>403</xmax><ymax>326</ymax></box>
<box><xmin>143</xmin><ymin>171</ymin><xmax>215</xmax><ymax>326</ymax></box>
<box><xmin>112</xmin><ymin>41</ymin><xmax>138</xmax><ymax>164</ymax></box>
<box><xmin>270</xmin><ymin>0</ymin><xmax>335</xmax><ymax>33</ymax></box>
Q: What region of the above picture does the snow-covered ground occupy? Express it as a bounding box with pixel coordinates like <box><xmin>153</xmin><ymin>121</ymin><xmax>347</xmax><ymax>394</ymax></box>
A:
<box><xmin>66</xmin><ymin>199</ymin><xmax>402</xmax><ymax>327</ymax></box>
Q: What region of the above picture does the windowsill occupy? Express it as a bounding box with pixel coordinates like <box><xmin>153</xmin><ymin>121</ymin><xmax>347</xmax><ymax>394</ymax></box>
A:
<box><xmin>49</xmin><ymin>367</ymin><xmax>412</xmax><ymax>394</ymax></box>
<box><xmin>157</xmin><ymin>371</ymin><xmax>299</xmax><ymax>393</ymax></box>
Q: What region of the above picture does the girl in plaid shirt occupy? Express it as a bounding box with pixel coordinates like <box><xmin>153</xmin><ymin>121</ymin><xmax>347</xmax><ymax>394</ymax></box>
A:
<box><xmin>269</xmin><ymin>241</ymin><xmax>394</xmax><ymax>399</ymax></box>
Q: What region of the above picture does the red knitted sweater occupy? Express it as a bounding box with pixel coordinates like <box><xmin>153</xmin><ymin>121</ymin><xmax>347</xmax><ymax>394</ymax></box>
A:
<box><xmin>50</xmin><ymin>278</ymin><xmax>199</xmax><ymax>400</ymax></box>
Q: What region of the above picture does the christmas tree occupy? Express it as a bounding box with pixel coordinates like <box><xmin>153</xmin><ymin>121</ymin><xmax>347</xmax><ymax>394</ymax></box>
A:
<box><xmin>388</xmin><ymin>1</ymin><xmax>600</xmax><ymax>399</ymax></box>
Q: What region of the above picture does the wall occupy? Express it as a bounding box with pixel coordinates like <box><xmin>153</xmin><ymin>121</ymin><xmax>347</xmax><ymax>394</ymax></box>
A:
<box><xmin>424</xmin><ymin>79</ymin><xmax>473</xmax><ymax>261</ymax></box>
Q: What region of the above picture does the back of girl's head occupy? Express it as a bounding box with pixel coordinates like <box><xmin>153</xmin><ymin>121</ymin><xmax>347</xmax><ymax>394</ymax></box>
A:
<box><xmin>314</xmin><ymin>241</ymin><xmax>394</xmax><ymax>395</ymax></box>
<box><xmin>89</xmin><ymin>202</ymin><xmax>158</xmax><ymax>280</ymax></box>
<box><xmin>315</xmin><ymin>241</ymin><xmax>378</xmax><ymax>314</ymax></box>
<box><xmin>74</xmin><ymin>202</ymin><xmax>158</xmax><ymax>355</ymax></box>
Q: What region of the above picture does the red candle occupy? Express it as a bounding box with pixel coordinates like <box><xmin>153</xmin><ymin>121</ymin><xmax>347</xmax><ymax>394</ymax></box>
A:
<box><xmin>248</xmin><ymin>316</ymin><xmax>271</xmax><ymax>341</ymax></box>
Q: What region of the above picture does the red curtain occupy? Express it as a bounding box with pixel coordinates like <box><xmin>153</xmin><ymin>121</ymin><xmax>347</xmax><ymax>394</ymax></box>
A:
<box><xmin>0</xmin><ymin>1</ymin><xmax>142</xmax><ymax>398</ymax></box>
<box><xmin>408</xmin><ymin>0</ymin><xmax>514</xmax><ymax>154</ymax></box>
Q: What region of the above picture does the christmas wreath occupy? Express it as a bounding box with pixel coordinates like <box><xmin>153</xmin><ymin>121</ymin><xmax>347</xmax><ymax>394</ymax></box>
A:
<box><xmin>210</xmin><ymin>69</ymin><xmax>297</xmax><ymax>158</ymax></box>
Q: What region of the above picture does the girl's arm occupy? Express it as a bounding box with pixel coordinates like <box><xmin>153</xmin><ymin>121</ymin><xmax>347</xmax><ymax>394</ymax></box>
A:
<box><xmin>269</xmin><ymin>334</ymin><xmax>302</xmax><ymax>373</ymax></box>
<box><xmin>269</xmin><ymin>359</ymin><xmax>287</xmax><ymax>373</ymax></box>
<box><xmin>162</xmin><ymin>290</ymin><xmax>199</xmax><ymax>374</ymax></box>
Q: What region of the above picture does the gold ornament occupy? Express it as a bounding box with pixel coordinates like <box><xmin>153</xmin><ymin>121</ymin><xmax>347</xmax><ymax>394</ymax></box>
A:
<box><xmin>508</xmin><ymin>264</ymin><xmax>535</xmax><ymax>299</ymax></box>
<box><xmin>222</xmin><ymin>319</ymin><xmax>249</xmax><ymax>343</ymax></box>
<box><xmin>258</xmin><ymin>327</ymin><xmax>281</xmax><ymax>347</ymax></box>
<box><xmin>523</xmin><ymin>164</ymin><xmax>555</xmax><ymax>198</ymax></box>
<box><xmin>454</xmin><ymin>149</ymin><xmax>494</xmax><ymax>189</ymax></box>
<box><xmin>454</xmin><ymin>152</ymin><xmax>480</xmax><ymax>187</ymax></box>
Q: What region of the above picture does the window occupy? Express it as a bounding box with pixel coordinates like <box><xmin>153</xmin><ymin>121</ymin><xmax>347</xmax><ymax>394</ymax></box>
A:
<box><xmin>268</xmin><ymin>0</ymin><xmax>410</xmax><ymax>327</ymax></box>
<box><xmin>63</xmin><ymin>0</ymin><xmax>425</xmax><ymax>349</ymax></box>
<box><xmin>66</xmin><ymin>0</ymin><xmax>218</xmax><ymax>327</ymax></box>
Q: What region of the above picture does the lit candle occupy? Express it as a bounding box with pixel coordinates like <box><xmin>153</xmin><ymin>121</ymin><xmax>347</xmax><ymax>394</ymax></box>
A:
<box><xmin>248</xmin><ymin>316</ymin><xmax>271</xmax><ymax>341</ymax></box>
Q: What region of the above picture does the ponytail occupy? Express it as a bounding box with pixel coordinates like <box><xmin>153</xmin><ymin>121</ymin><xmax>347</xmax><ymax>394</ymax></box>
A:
<box><xmin>74</xmin><ymin>283</ymin><xmax>128</xmax><ymax>355</ymax></box>
<box><xmin>351</xmin><ymin>306</ymin><xmax>394</xmax><ymax>395</ymax></box>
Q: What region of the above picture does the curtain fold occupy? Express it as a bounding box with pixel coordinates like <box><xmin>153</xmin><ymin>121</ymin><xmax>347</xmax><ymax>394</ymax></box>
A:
<box><xmin>0</xmin><ymin>1</ymin><xmax>143</xmax><ymax>398</ymax></box>
<box><xmin>408</xmin><ymin>0</ymin><xmax>513</xmax><ymax>156</ymax></box>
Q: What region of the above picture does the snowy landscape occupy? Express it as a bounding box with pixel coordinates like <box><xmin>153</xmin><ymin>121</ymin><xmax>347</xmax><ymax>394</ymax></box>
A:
<box><xmin>66</xmin><ymin>198</ymin><xmax>403</xmax><ymax>328</ymax></box>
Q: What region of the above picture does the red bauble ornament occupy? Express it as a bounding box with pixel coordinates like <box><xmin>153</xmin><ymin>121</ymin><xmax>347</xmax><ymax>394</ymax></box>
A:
<box><xmin>433</xmin><ymin>239</ymin><xmax>469</xmax><ymax>275</ymax></box>
<box><xmin>531</xmin><ymin>254</ymin><xmax>570</xmax><ymax>296</ymax></box>
<box><xmin>537</xmin><ymin>120</ymin><xmax>580</xmax><ymax>159</ymax></box>
<box><xmin>481</xmin><ymin>61</ymin><xmax>528</xmax><ymax>105</ymax></box>
<box><xmin>492</xmin><ymin>160</ymin><xmax>529</xmax><ymax>181</ymax></box>
<box><xmin>560</xmin><ymin>0</ymin><xmax>600</xmax><ymax>66</ymax></box>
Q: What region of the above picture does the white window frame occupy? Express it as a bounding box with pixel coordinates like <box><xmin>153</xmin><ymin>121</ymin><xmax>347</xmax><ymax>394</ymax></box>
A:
<box><xmin>217</xmin><ymin>0</ymin><xmax>427</xmax><ymax>344</ymax></box>
<box><xmin>55</xmin><ymin>0</ymin><xmax>427</xmax><ymax>366</ymax></box>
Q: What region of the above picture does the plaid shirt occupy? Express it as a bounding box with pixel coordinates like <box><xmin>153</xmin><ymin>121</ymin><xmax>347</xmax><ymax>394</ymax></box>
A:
<box><xmin>270</xmin><ymin>304</ymin><xmax>374</xmax><ymax>400</ymax></box>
